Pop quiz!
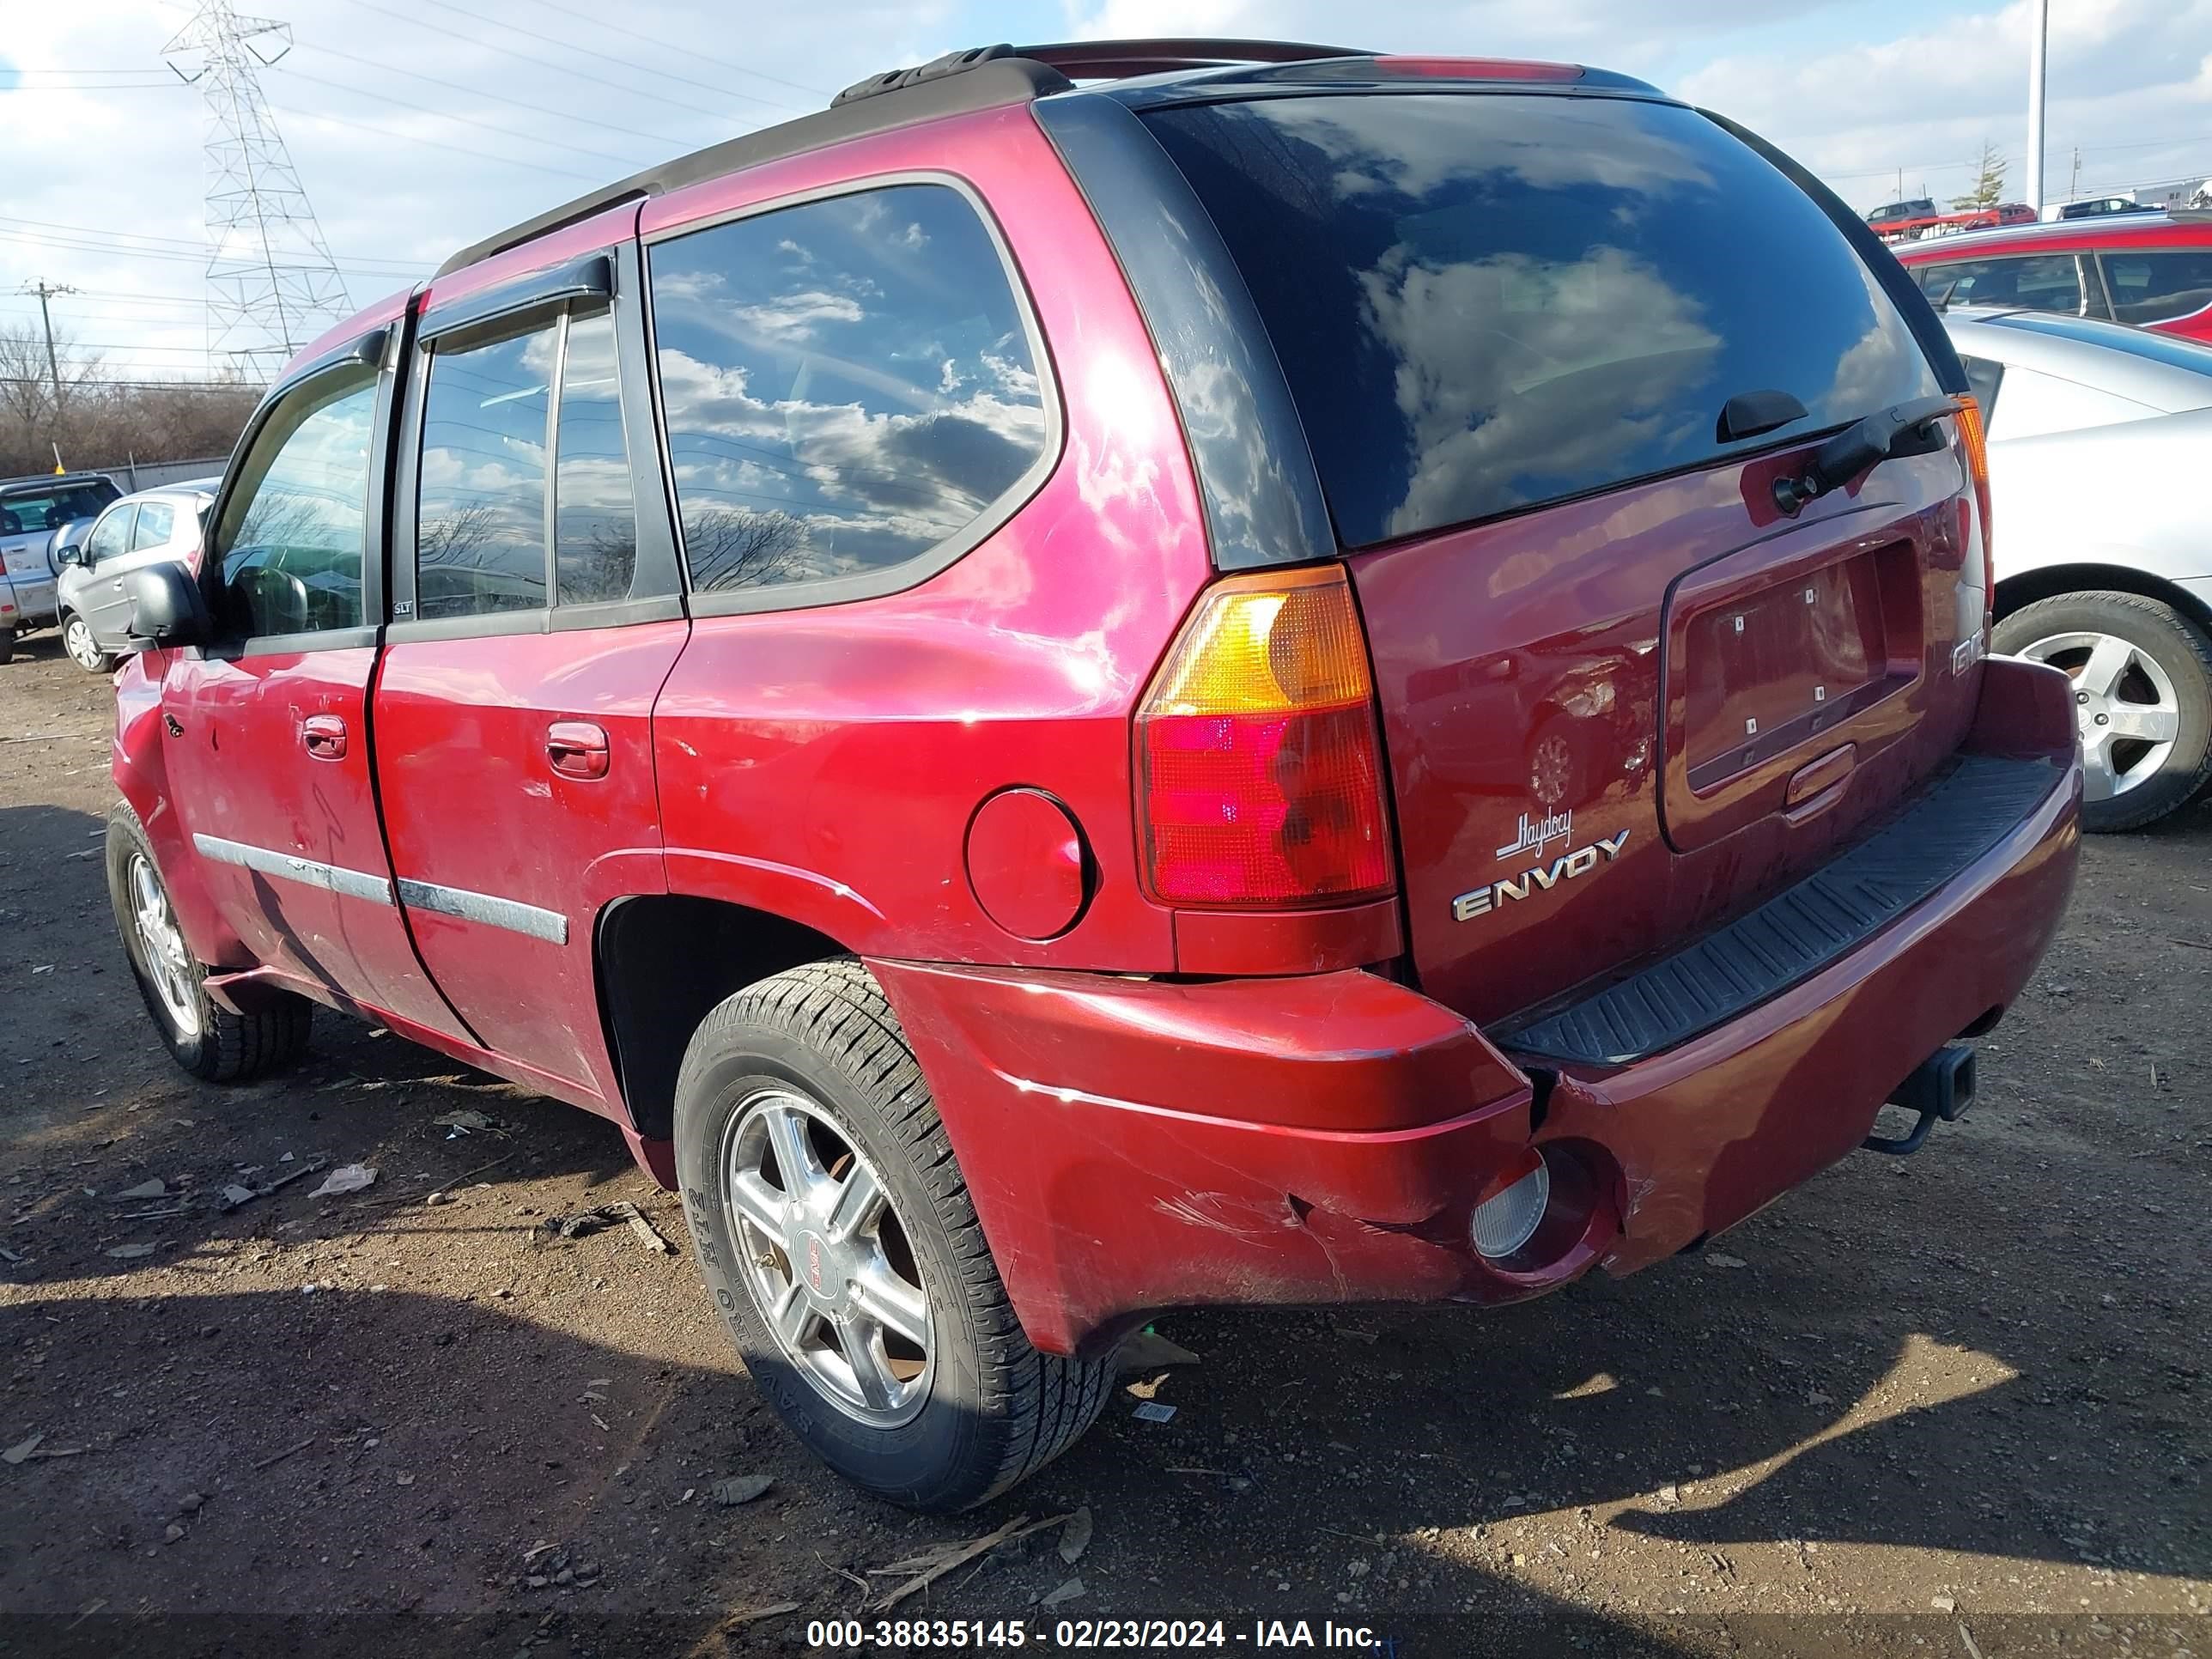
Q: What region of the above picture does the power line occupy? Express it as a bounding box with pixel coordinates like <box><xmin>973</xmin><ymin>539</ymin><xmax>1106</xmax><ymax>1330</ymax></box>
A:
<box><xmin>293</xmin><ymin>40</ymin><xmax>698</xmax><ymax>149</ymax></box>
<box><xmin>0</xmin><ymin>228</ymin><xmax>426</xmax><ymax>280</ymax></box>
<box><xmin>0</xmin><ymin>376</ymin><xmax>263</xmax><ymax>393</ymax></box>
<box><xmin>520</xmin><ymin>0</ymin><xmax>829</xmax><ymax>99</ymax></box>
<box><xmin>418</xmin><ymin>0</ymin><xmax>815</xmax><ymax>116</ymax></box>
<box><xmin>0</xmin><ymin>213</ymin><xmax>433</xmax><ymax>271</ymax></box>
<box><xmin>332</xmin><ymin>0</ymin><xmax>767</xmax><ymax>127</ymax></box>
<box><xmin>270</xmin><ymin>100</ymin><xmax>605</xmax><ymax>183</ymax></box>
<box><xmin>265</xmin><ymin>60</ymin><xmax>651</xmax><ymax>171</ymax></box>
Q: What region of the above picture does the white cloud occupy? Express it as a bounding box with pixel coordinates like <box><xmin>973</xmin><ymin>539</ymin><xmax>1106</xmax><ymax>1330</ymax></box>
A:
<box><xmin>7</xmin><ymin>0</ymin><xmax>2211</xmax><ymax>388</ymax></box>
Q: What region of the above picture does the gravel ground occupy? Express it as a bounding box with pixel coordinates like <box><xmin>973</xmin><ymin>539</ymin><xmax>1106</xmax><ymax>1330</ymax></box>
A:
<box><xmin>1</xmin><ymin>635</ymin><xmax>2205</xmax><ymax>1658</ymax></box>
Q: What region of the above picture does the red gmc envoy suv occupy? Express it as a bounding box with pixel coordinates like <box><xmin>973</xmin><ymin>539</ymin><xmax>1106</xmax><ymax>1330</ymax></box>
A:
<box><xmin>104</xmin><ymin>40</ymin><xmax>2081</xmax><ymax>1510</ymax></box>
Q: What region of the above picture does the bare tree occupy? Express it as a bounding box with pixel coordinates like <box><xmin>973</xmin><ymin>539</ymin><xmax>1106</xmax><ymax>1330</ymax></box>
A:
<box><xmin>684</xmin><ymin>506</ymin><xmax>808</xmax><ymax>590</ymax></box>
<box><xmin>1</xmin><ymin>321</ymin><xmax>258</xmax><ymax>481</ymax></box>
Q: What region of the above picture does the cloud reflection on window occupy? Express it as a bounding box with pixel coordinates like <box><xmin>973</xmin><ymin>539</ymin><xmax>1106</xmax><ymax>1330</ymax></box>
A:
<box><xmin>649</xmin><ymin>184</ymin><xmax>1048</xmax><ymax>593</ymax></box>
<box><xmin>1146</xmin><ymin>93</ymin><xmax>1943</xmax><ymax>548</ymax></box>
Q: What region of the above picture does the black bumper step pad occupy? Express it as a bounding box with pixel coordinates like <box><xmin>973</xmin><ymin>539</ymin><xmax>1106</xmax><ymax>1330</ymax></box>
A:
<box><xmin>1494</xmin><ymin>754</ymin><xmax>2062</xmax><ymax>1068</ymax></box>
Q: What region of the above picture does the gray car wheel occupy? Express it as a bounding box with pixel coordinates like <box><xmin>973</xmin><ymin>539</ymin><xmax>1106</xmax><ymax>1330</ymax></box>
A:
<box><xmin>673</xmin><ymin>959</ymin><xmax>1111</xmax><ymax>1510</ymax></box>
<box><xmin>1994</xmin><ymin>590</ymin><xmax>2212</xmax><ymax>831</ymax></box>
<box><xmin>63</xmin><ymin>613</ymin><xmax>113</xmax><ymax>674</ymax></box>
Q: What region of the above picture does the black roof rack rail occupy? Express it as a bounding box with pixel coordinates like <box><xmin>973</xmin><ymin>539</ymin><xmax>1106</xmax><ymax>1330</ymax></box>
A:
<box><xmin>832</xmin><ymin>38</ymin><xmax>1366</xmax><ymax>106</ymax></box>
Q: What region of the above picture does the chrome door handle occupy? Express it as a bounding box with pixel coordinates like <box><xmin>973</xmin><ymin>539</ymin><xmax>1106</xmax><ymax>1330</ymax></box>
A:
<box><xmin>301</xmin><ymin>713</ymin><xmax>349</xmax><ymax>760</ymax></box>
<box><xmin>545</xmin><ymin>720</ymin><xmax>610</xmax><ymax>781</ymax></box>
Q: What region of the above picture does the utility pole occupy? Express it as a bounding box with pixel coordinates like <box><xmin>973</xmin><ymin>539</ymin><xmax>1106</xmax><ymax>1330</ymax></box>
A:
<box><xmin>2069</xmin><ymin>147</ymin><xmax>2081</xmax><ymax>200</ymax></box>
<box><xmin>2026</xmin><ymin>0</ymin><xmax>2050</xmax><ymax>216</ymax></box>
<box><xmin>19</xmin><ymin>280</ymin><xmax>76</xmax><ymax>402</ymax></box>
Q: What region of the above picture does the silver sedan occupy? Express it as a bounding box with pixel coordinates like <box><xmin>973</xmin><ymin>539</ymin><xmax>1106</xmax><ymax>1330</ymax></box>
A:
<box><xmin>1946</xmin><ymin>307</ymin><xmax>2212</xmax><ymax>829</ymax></box>
<box><xmin>52</xmin><ymin>478</ymin><xmax>220</xmax><ymax>673</ymax></box>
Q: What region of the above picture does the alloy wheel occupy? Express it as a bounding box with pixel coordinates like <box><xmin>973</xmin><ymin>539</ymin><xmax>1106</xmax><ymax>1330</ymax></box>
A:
<box><xmin>64</xmin><ymin>617</ymin><xmax>100</xmax><ymax>670</ymax></box>
<box><xmin>720</xmin><ymin>1087</ymin><xmax>933</xmax><ymax>1425</ymax></box>
<box><xmin>2017</xmin><ymin>629</ymin><xmax>2181</xmax><ymax>805</ymax></box>
<box><xmin>128</xmin><ymin>853</ymin><xmax>200</xmax><ymax>1038</ymax></box>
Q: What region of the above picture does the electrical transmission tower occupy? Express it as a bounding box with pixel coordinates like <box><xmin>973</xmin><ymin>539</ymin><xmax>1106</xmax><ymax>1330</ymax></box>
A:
<box><xmin>162</xmin><ymin>3</ymin><xmax>352</xmax><ymax>375</ymax></box>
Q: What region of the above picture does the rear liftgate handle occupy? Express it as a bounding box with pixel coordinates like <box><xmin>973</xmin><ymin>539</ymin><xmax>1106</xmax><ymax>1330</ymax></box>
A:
<box><xmin>545</xmin><ymin>720</ymin><xmax>610</xmax><ymax>781</ymax></box>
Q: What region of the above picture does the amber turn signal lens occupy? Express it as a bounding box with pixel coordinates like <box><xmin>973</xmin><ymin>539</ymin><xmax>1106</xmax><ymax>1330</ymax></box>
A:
<box><xmin>1954</xmin><ymin>393</ymin><xmax>1993</xmax><ymax>574</ymax></box>
<box><xmin>1136</xmin><ymin>567</ymin><xmax>1395</xmax><ymax>908</ymax></box>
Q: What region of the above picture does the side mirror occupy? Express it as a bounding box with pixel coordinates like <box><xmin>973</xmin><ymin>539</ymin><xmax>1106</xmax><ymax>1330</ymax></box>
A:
<box><xmin>54</xmin><ymin>543</ymin><xmax>84</xmax><ymax>568</ymax></box>
<box><xmin>126</xmin><ymin>563</ymin><xmax>213</xmax><ymax>649</ymax></box>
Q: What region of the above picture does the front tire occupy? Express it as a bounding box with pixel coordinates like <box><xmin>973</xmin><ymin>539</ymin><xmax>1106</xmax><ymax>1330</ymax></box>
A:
<box><xmin>673</xmin><ymin>959</ymin><xmax>1110</xmax><ymax>1511</ymax></box>
<box><xmin>106</xmin><ymin>804</ymin><xmax>313</xmax><ymax>1081</ymax></box>
<box><xmin>1993</xmin><ymin>591</ymin><xmax>2212</xmax><ymax>832</ymax></box>
<box><xmin>63</xmin><ymin>613</ymin><xmax>114</xmax><ymax>674</ymax></box>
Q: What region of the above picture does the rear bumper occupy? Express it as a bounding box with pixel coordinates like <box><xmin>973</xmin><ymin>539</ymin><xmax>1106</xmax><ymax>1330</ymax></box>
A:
<box><xmin>1</xmin><ymin>575</ymin><xmax>57</xmax><ymax>628</ymax></box>
<box><xmin>876</xmin><ymin>658</ymin><xmax>2081</xmax><ymax>1357</ymax></box>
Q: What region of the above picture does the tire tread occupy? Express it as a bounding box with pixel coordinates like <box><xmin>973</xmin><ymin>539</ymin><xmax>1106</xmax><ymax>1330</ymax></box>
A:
<box><xmin>680</xmin><ymin>957</ymin><xmax>1110</xmax><ymax>1508</ymax></box>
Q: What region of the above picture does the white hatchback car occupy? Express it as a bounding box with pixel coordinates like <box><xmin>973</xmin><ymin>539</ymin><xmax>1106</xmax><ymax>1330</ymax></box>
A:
<box><xmin>52</xmin><ymin>479</ymin><xmax>220</xmax><ymax>673</ymax></box>
<box><xmin>1945</xmin><ymin>307</ymin><xmax>2212</xmax><ymax>829</ymax></box>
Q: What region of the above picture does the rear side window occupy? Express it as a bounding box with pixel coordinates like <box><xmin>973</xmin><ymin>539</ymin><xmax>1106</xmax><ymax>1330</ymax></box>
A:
<box><xmin>1914</xmin><ymin>254</ymin><xmax>2083</xmax><ymax>313</ymax></box>
<box><xmin>2100</xmin><ymin>249</ymin><xmax>2212</xmax><ymax>325</ymax></box>
<box><xmin>1145</xmin><ymin>94</ymin><xmax>1942</xmax><ymax>547</ymax></box>
<box><xmin>132</xmin><ymin>501</ymin><xmax>175</xmax><ymax>550</ymax></box>
<box><xmin>416</xmin><ymin>319</ymin><xmax>556</xmax><ymax>621</ymax></box>
<box><xmin>648</xmin><ymin>182</ymin><xmax>1051</xmax><ymax>599</ymax></box>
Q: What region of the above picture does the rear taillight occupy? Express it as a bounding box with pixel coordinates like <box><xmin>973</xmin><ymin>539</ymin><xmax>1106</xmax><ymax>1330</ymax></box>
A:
<box><xmin>1136</xmin><ymin>566</ymin><xmax>1395</xmax><ymax>908</ymax></box>
<box><xmin>1955</xmin><ymin>393</ymin><xmax>1993</xmax><ymax>577</ymax></box>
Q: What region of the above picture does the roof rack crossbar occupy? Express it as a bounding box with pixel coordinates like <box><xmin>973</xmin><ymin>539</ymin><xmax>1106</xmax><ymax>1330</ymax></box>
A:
<box><xmin>831</xmin><ymin>39</ymin><xmax>1366</xmax><ymax>108</ymax></box>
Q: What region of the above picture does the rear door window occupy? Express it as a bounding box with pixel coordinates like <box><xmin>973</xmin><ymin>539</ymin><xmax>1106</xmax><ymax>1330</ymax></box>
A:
<box><xmin>416</xmin><ymin>318</ymin><xmax>556</xmax><ymax>621</ymax></box>
<box><xmin>1143</xmin><ymin>93</ymin><xmax>1942</xmax><ymax>547</ymax></box>
<box><xmin>131</xmin><ymin>501</ymin><xmax>175</xmax><ymax>550</ymax></box>
<box><xmin>2099</xmin><ymin>249</ymin><xmax>2212</xmax><ymax>325</ymax></box>
<box><xmin>647</xmin><ymin>181</ymin><xmax>1052</xmax><ymax>599</ymax></box>
<box><xmin>550</xmin><ymin>307</ymin><xmax>640</xmax><ymax>605</ymax></box>
<box><xmin>1913</xmin><ymin>255</ymin><xmax>2083</xmax><ymax>314</ymax></box>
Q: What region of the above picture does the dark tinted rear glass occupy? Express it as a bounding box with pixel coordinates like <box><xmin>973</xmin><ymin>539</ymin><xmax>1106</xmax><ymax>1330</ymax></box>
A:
<box><xmin>1145</xmin><ymin>93</ymin><xmax>1942</xmax><ymax>547</ymax></box>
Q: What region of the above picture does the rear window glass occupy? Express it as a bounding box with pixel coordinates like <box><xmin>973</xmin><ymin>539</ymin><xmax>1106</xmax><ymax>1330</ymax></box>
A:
<box><xmin>0</xmin><ymin>480</ymin><xmax>117</xmax><ymax>534</ymax></box>
<box><xmin>1913</xmin><ymin>255</ymin><xmax>2082</xmax><ymax>314</ymax></box>
<box><xmin>2099</xmin><ymin>249</ymin><xmax>2212</xmax><ymax>326</ymax></box>
<box><xmin>1145</xmin><ymin>94</ymin><xmax>1942</xmax><ymax>548</ymax></box>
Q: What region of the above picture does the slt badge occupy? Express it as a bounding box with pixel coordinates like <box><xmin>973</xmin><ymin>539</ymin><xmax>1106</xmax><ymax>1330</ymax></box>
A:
<box><xmin>1453</xmin><ymin>830</ymin><xmax>1632</xmax><ymax>922</ymax></box>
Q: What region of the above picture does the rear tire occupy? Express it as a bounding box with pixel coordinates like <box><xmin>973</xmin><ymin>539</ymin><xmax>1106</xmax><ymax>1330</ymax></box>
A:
<box><xmin>0</xmin><ymin>628</ymin><xmax>15</xmax><ymax>665</ymax></box>
<box><xmin>1993</xmin><ymin>591</ymin><xmax>2212</xmax><ymax>832</ymax></box>
<box><xmin>106</xmin><ymin>803</ymin><xmax>313</xmax><ymax>1081</ymax></box>
<box><xmin>63</xmin><ymin>613</ymin><xmax>114</xmax><ymax>674</ymax></box>
<box><xmin>672</xmin><ymin>958</ymin><xmax>1110</xmax><ymax>1511</ymax></box>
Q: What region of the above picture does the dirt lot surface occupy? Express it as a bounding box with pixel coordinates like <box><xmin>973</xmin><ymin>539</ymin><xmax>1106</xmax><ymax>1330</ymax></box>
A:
<box><xmin>1</xmin><ymin>635</ymin><xmax>2206</xmax><ymax>1658</ymax></box>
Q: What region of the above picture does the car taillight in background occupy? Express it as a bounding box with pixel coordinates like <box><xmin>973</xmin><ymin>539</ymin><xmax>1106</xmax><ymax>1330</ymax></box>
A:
<box><xmin>1135</xmin><ymin>565</ymin><xmax>1395</xmax><ymax>908</ymax></box>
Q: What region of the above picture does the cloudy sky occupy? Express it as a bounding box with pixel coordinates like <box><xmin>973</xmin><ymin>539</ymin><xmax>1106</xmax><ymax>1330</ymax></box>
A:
<box><xmin>1</xmin><ymin>0</ymin><xmax>2207</xmax><ymax>384</ymax></box>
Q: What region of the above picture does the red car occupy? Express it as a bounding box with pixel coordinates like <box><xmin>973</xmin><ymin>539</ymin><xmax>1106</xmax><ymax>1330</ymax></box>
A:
<box><xmin>105</xmin><ymin>40</ymin><xmax>2080</xmax><ymax>1510</ymax></box>
<box><xmin>1896</xmin><ymin>212</ymin><xmax>2212</xmax><ymax>343</ymax></box>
